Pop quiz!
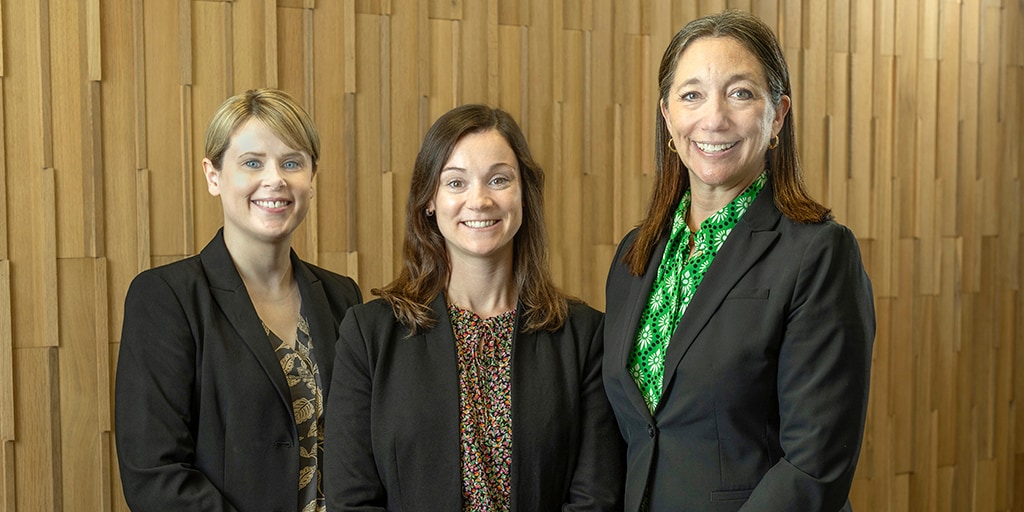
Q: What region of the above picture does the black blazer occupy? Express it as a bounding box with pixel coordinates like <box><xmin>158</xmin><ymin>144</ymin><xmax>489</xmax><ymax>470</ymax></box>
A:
<box><xmin>604</xmin><ymin>183</ymin><xmax>875</xmax><ymax>512</ymax></box>
<box><xmin>115</xmin><ymin>229</ymin><xmax>362</xmax><ymax>512</ymax></box>
<box><xmin>325</xmin><ymin>294</ymin><xmax>625</xmax><ymax>511</ymax></box>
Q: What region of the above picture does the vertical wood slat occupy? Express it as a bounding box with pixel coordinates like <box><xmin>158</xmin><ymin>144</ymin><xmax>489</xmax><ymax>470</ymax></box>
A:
<box><xmin>133</xmin><ymin>0</ymin><xmax>147</xmax><ymax>171</ymax></box>
<box><xmin>0</xmin><ymin>0</ymin><xmax>4</xmax><ymax>76</ymax></box>
<box><xmin>0</xmin><ymin>79</ymin><xmax>6</xmax><ymax>262</ymax></box>
<box><xmin>38</xmin><ymin>0</ymin><xmax>53</xmax><ymax>169</ymax></box>
<box><xmin>13</xmin><ymin>347</ymin><xmax>62</xmax><ymax>511</ymax></box>
<box><xmin>136</xmin><ymin>169</ymin><xmax>151</xmax><ymax>272</ymax></box>
<box><xmin>84</xmin><ymin>80</ymin><xmax>105</xmax><ymax>258</ymax></box>
<box><xmin>40</xmin><ymin>168</ymin><xmax>59</xmax><ymax>349</ymax></box>
<box><xmin>2</xmin><ymin>440</ymin><xmax>13</xmax><ymax>512</ymax></box>
<box><xmin>86</xmin><ymin>0</ymin><xmax>100</xmax><ymax>81</ymax></box>
<box><xmin>0</xmin><ymin>261</ymin><xmax>11</xmax><ymax>442</ymax></box>
<box><xmin>58</xmin><ymin>258</ymin><xmax>104</xmax><ymax>511</ymax></box>
<box><xmin>264</xmin><ymin>0</ymin><xmax>277</xmax><ymax>87</ymax></box>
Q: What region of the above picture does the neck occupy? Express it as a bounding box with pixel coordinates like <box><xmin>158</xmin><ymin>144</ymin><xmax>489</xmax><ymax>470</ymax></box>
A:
<box><xmin>686</xmin><ymin>175</ymin><xmax>757</xmax><ymax>231</ymax></box>
<box><xmin>446</xmin><ymin>255</ymin><xmax>517</xmax><ymax>318</ymax></box>
<box><xmin>223</xmin><ymin>228</ymin><xmax>295</xmax><ymax>294</ymax></box>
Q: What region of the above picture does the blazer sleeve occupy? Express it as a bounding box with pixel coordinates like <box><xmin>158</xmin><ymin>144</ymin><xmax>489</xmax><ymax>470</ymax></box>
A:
<box><xmin>564</xmin><ymin>312</ymin><xmax>627</xmax><ymax>511</ymax></box>
<box><xmin>114</xmin><ymin>271</ymin><xmax>239</xmax><ymax>512</ymax></box>
<box><xmin>324</xmin><ymin>307</ymin><xmax>388</xmax><ymax>512</ymax></box>
<box><xmin>741</xmin><ymin>224</ymin><xmax>875</xmax><ymax>511</ymax></box>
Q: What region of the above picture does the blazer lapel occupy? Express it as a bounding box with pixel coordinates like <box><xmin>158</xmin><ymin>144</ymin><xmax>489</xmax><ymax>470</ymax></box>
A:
<box><xmin>611</xmin><ymin>234</ymin><xmax>670</xmax><ymax>422</ymax></box>
<box><xmin>421</xmin><ymin>293</ymin><xmax>464</xmax><ymax>510</ymax></box>
<box><xmin>615</xmin><ymin>235</ymin><xmax>670</xmax><ymax>368</ymax></box>
<box><xmin>200</xmin><ymin>229</ymin><xmax>293</xmax><ymax>410</ymax></box>
<box><xmin>292</xmin><ymin>256</ymin><xmax>336</xmax><ymax>386</ymax></box>
<box><xmin>658</xmin><ymin>184</ymin><xmax>782</xmax><ymax>402</ymax></box>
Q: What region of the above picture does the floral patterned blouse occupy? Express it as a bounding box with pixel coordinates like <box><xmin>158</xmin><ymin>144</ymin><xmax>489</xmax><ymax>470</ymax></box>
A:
<box><xmin>266</xmin><ymin>313</ymin><xmax>325</xmax><ymax>512</ymax></box>
<box><xmin>448</xmin><ymin>302</ymin><xmax>517</xmax><ymax>512</ymax></box>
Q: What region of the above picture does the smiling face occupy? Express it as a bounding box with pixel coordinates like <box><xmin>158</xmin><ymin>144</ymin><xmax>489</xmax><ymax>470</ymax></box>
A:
<box><xmin>661</xmin><ymin>36</ymin><xmax>790</xmax><ymax>196</ymax></box>
<box><xmin>428</xmin><ymin>129</ymin><xmax>523</xmax><ymax>269</ymax></box>
<box><xmin>203</xmin><ymin>118</ymin><xmax>315</xmax><ymax>246</ymax></box>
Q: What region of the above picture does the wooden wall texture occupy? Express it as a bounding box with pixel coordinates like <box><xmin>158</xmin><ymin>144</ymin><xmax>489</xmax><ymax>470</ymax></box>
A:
<box><xmin>0</xmin><ymin>0</ymin><xmax>1021</xmax><ymax>510</ymax></box>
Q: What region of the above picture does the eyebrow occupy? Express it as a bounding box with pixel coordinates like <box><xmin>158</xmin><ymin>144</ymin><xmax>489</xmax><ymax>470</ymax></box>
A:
<box><xmin>237</xmin><ymin>150</ymin><xmax>306</xmax><ymax>160</ymax></box>
<box><xmin>677</xmin><ymin>72</ymin><xmax>761</xmax><ymax>89</ymax></box>
<box><xmin>441</xmin><ymin>162</ymin><xmax>517</xmax><ymax>173</ymax></box>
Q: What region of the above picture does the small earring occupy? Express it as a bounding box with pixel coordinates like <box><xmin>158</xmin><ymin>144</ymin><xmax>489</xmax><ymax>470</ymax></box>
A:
<box><xmin>768</xmin><ymin>135</ymin><xmax>779</xmax><ymax>149</ymax></box>
<box><xmin>667</xmin><ymin>138</ymin><xmax>678</xmax><ymax>154</ymax></box>
<box><xmin>425</xmin><ymin>209</ymin><xmax>435</xmax><ymax>217</ymax></box>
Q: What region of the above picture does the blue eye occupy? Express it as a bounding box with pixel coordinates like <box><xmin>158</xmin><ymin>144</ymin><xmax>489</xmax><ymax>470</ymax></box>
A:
<box><xmin>681</xmin><ymin>91</ymin><xmax>700</xmax><ymax>101</ymax></box>
<box><xmin>244</xmin><ymin>160</ymin><xmax>261</xmax><ymax>169</ymax></box>
<box><xmin>282</xmin><ymin>160</ymin><xmax>300</xmax><ymax>170</ymax></box>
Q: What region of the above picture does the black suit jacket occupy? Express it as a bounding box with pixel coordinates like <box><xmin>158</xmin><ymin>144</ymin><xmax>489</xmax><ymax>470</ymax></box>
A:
<box><xmin>115</xmin><ymin>229</ymin><xmax>362</xmax><ymax>512</ymax></box>
<box><xmin>604</xmin><ymin>183</ymin><xmax>875</xmax><ymax>512</ymax></box>
<box><xmin>325</xmin><ymin>294</ymin><xmax>625</xmax><ymax>511</ymax></box>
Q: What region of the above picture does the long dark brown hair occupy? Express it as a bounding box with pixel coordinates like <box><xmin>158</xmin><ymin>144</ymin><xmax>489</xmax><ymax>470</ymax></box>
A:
<box><xmin>374</xmin><ymin>104</ymin><xmax>568</xmax><ymax>334</ymax></box>
<box><xmin>623</xmin><ymin>10</ymin><xmax>831</xmax><ymax>276</ymax></box>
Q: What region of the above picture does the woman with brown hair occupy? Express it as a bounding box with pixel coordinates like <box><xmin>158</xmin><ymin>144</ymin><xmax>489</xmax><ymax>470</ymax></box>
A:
<box><xmin>325</xmin><ymin>104</ymin><xmax>623</xmax><ymax>511</ymax></box>
<box><xmin>603</xmin><ymin>10</ymin><xmax>875</xmax><ymax>511</ymax></box>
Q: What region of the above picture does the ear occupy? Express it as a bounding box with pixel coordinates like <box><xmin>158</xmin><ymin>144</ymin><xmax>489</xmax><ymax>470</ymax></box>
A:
<box><xmin>772</xmin><ymin>94</ymin><xmax>791</xmax><ymax>135</ymax></box>
<box><xmin>202</xmin><ymin>158</ymin><xmax>221</xmax><ymax>197</ymax></box>
<box><xmin>659</xmin><ymin>98</ymin><xmax>671</xmax><ymax>127</ymax></box>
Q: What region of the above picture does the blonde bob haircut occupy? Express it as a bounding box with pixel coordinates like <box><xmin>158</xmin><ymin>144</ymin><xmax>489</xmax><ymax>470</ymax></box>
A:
<box><xmin>203</xmin><ymin>88</ymin><xmax>320</xmax><ymax>172</ymax></box>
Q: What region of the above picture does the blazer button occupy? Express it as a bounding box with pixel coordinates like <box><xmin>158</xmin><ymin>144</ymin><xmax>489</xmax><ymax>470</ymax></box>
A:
<box><xmin>647</xmin><ymin>424</ymin><xmax>655</xmax><ymax>438</ymax></box>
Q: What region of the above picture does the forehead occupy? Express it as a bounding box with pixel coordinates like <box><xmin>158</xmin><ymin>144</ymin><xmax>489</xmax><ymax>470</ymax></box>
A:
<box><xmin>442</xmin><ymin>129</ymin><xmax>518</xmax><ymax>169</ymax></box>
<box><xmin>674</xmin><ymin>36</ymin><xmax>766</xmax><ymax>84</ymax></box>
<box><xmin>227</xmin><ymin>119</ymin><xmax>293</xmax><ymax>152</ymax></box>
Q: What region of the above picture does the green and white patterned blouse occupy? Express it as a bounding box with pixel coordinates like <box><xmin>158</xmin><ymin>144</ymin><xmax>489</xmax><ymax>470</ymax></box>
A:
<box><xmin>628</xmin><ymin>171</ymin><xmax>767</xmax><ymax>412</ymax></box>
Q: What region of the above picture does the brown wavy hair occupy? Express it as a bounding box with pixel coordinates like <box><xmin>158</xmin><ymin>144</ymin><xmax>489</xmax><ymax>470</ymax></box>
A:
<box><xmin>374</xmin><ymin>104</ymin><xmax>568</xmax><ymax>334</ymax></box>
<box><xmin>623</xmin><ymin>10</ymin><xmax>831</xmax><ymax>276</ymax></box>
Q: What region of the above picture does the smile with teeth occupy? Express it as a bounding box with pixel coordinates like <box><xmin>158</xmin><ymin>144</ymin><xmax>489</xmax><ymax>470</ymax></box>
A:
<box><xmin>694</xmin><ymin>141</ymin><xmax>738</xmax><ymax>153</ymax></box>
<box><xmin>463</xmin><ymin>220</ymin><xmax>498</xmax><ymax>228</ymax></box>
<box><xmin>253</xmin><ymin>199</ymin><xmax>291</xmax><ymax>208</ymax></box>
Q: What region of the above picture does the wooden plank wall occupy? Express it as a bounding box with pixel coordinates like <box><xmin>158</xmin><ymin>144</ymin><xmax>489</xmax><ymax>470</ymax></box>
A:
<box><xmin>0</xmin><ymin>0</ymin><xmax>1020</xmax><ymax>510</ymax></box>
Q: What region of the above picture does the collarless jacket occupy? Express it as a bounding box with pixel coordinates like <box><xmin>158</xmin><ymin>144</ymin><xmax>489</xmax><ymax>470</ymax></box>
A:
<box><xmin>115</xmin><ymin>229</ymin><xmax>362</xmax><ymax>512</ymax></box>
<box><xmin>325</xmin><ymin>293</ymin><xmax>625</xmax><ymax>511</ymax></box>
<box><xmin>604</xmin><ymin>183</ymin><xmax>875</xmax><ymax>512</ymax></box>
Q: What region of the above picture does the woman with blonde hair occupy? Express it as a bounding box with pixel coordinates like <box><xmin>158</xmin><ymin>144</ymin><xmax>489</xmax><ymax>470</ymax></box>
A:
<box><xmin>116</xmin><ymin>88</ymin><xmax>361</xmax><ymax>512</ymax></box>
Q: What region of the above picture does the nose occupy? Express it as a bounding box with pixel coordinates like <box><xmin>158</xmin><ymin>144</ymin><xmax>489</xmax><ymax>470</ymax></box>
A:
<box><xmin>699</xmin><ymin>95</ymin><xmax>730</xmax><ymax>131</ymax></box>
<box><xmin>466</xmin><ymin>183</ymin><xmax>494</xmax><ymax>210</ymax></box>
<box><xmin>262</xmin><ymin>162</ymin><xmax>287</xmax><ymax>189</ymax></box>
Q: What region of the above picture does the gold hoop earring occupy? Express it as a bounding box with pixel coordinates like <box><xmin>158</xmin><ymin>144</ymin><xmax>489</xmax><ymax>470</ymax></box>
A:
<box><xmin>768</xmin><ymin>135</ymin><xmax>779</xmax><ymax>149</ymax></box>
<box><xmin>667</xmin><ymin>138</ymin><xmax>678</xmax><ymax>154</ymax></box>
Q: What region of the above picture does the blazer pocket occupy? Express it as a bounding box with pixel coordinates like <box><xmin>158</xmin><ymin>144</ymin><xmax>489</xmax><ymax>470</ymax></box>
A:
<box><xmin>710</xmin><ymin>488</ymin><xmax>753</xmax><ymax>502</ymax></box>
<box><xmin>724</xmin><ymin>287</ymin><xmax>769</xmax><ymax>300</ymax></box>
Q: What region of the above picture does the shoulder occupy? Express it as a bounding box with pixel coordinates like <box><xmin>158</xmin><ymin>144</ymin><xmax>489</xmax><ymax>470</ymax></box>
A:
<box><xmin>297</xmin><ymin>260</ymin><xmax>363</xmax><ymax>304</ymax></box>
<box><xmin>541</xmin><ymin>300</ymin><xmax>603</xmax><ymax>346</ymax></box>
<box><xmin>607</xmin><ymin>227</ymin><xmax>642</xmax><ymax>276</ymax></box>
<box><xmin>340</xmin><ymin>298</ymin><xmax>404</xmax><ymax>334</ymax></box>
<box><xmin>565</xmin><ymin>300</ymin><xmax>603</xmax><ymax>327</ymax></box>
<box><xmin>776</xmin><ymin>217</ymin><xmax>863</xmax><ymax>255</ymax></box>
<box><xmin>613</xmin><ymin>227</ymin><xmax>641</xmax><ymax>258</ymax></box>
<box><xmin>126</xmin><ymin>255</ymin><xmax>205</xmax><ymax>299</ymax></box>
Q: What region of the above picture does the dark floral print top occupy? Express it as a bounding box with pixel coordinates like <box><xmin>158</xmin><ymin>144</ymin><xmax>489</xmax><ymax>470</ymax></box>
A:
<box><xmin>448</xmin><ymin>302</ymin><xmax>516</xmax><ymax>512</ymax></box>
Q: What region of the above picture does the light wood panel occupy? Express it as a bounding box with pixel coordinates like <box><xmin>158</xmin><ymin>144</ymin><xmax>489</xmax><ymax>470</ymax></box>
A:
<box><xmin>0</xmin><ymin>1</ymin><xmax>1021</xmax><ymax>510</ymax></box>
